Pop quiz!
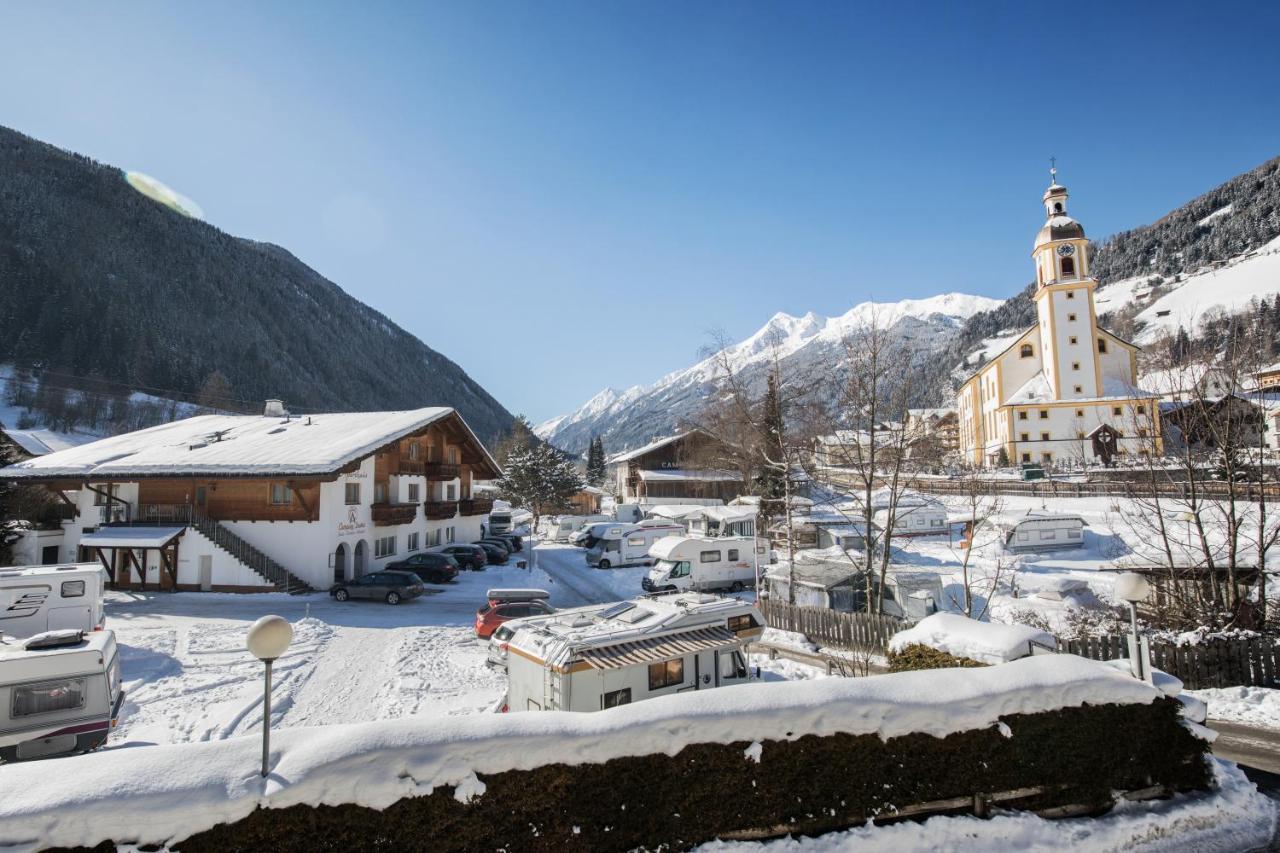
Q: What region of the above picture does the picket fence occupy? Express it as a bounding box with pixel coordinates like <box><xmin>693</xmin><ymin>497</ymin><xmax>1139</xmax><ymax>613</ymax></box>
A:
<box><xmin>757</xmin><ymin>598</ymin><xmax>910</xmax><ymax>652</ymax></box>
<box><xmin>758</xmin><ymin>600</ymin><xmax>1279</xmax><ymax>689</ymax></box>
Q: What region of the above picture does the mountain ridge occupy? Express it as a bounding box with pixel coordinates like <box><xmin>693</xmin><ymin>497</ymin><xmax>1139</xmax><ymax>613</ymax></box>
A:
<box><xmin>0</xmin><ymin>126</ymin><xmax>515</xmax><ymax>443</ymax></box>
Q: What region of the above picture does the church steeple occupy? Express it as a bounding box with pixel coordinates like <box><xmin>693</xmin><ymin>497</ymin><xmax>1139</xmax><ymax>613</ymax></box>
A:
<box><xmin>1032</xmin><ymin>162</ymin><xmax>1088</xmax><ymax>286</ymax></box>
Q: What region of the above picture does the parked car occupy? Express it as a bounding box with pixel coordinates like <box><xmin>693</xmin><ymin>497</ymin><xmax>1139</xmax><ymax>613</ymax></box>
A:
<box><xmin>434</xmin><ymin>544</ymin><xmax>487</xmax><ymax>570</ymax></box>
<box><xmin>490</xmin><ymin>533</ymin><xmax>524</xmax><ymax>553</ymax></box>
<box><xmin>478</xmin><ymin>538</ymin><xmax>515</xmax><ymax>556</ymax></box>
<box><xmin>387</xmin><ymin>553</ymin><xmax>461</xmax><ymax>584</ymax></box>
<box><xmin>474</xmin><ymin>542</ymin><xmax>510</xmax><ymax>565</ymax></box>
<box><xmin>330</xmin><ymin>570</ymin><xmax>425</xmax><ymax>605</ymax></box>
<box><xmin>475</xmin><ymin>589</ymin><xmax>554</xmax><ymax>638</ymax></box>
<box><xmin>486</xmin><ymin>623</ymin><xmax>520</xmax><ymax>668</ymax></box>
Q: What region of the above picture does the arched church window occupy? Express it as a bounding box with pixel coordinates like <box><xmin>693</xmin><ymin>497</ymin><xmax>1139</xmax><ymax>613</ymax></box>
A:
<box><xmin>1061</xmin><ymin>256</ymin><xmax>1075</xmax><ymax>276</ymax></box>
<box><xmin>1053</xmin><ymin>202</ymin><xmax>1063</xmax><ymax>213</ymax></box>
<box><xmin>1019</xmin><ymin>344</ymin><xmax>1034</xmax><ymax>358</ymax></box>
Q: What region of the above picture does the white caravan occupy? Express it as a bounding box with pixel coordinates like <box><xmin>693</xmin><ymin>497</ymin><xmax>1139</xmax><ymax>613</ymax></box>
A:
<box><xmin>0</xmin><ymin>629</ymin><xmax>123</xmax><ymax>762</ymax></box>
<box><xmin>642</xmin><ymin>536</ymin><xmax>762</xmax><ymax>594</ymax></box>
<box><xmin>0</xmin><ymin>564</ymin><xmax>108</xmax><ymax>640</ymax></box>
<box><xmin>995</xmin><ymin>510</ymin><xmax>1087</xmax><ymax>553</ymax></box>
<box><xmin>503</xmin><ymin>593</ymin><xmax>764</xmax><ymax>712</ymax></box>
<box><xmin>872</xmin><ymin>494</ymin><xmax>949</xmax><ymax>537</ymax></box>
<box><xmin>585</xmin><ymin>524</ymin><xmax>685</xmax><ymax>569</ymax></box>
<box><xmin>547</xmin><ymin>515</ymin><xmax>611</xmax><ymax>543</ymax></box>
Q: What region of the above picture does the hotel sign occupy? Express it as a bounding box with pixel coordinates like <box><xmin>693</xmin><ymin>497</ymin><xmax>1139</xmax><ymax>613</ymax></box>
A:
<box><xmin>338</xmin><ymin>506</ymin><xmax>367</xmax><ymax>537</ymax></box>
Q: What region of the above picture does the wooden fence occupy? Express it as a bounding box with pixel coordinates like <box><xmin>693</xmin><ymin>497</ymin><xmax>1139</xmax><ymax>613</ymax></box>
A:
<box><xmin>898</xmin><ymin>477</ymin><xmax>1280</xmax><ymax>501</ymax></box>
<box><xmin>758</xmin><ymin>598</ymin><xmax>910</xmax><ymax>652</ymax></box>
<box><xmin>1061</xmin><ymin>634</ymin><xmax>1280</xmax><ymax>690</ymax></box>
<box><xmin>761</xmin><ymin>600</ymin><xmax>1279</xmax><ymax>689</ymax></box>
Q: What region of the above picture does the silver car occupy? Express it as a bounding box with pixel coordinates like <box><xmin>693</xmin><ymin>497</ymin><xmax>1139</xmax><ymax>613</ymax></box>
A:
<box><xmin>486</xmin><ymin>623</ymin><xmax>519</xmax><ymax>669</ymax></box>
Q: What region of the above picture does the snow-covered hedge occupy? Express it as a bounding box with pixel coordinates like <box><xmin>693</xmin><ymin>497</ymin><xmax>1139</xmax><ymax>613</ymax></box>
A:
<box><xmin>0</xmin><ymin>656</ymin><xmax>1209</xmax><ymax>853</ymax></box>
<box><xmin>889</xmin><ymin>612</ymin><xmax>1056</xmax><ymax>665</ymax></box>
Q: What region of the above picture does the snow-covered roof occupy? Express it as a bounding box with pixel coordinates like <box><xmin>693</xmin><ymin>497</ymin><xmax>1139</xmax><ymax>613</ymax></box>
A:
<box><xmin>644</xmin><ymin>503</ymin><xmax>708</xmax><ymax>520</ymax></box>
<box><xmin>889</xmin><ymin>613</ymin><xmax>1055</xmax><ymax>664</ymax></box>
<box><xmin>606</xmin><ymin>431</ymin><xmax>697</xmax><ymax>464</ymax></box>
<box><xmin>1</xmin><ymin>427</ymin><xmax>100</xmax><ymax>457</ymax></box>
<box><xmin>1004</xmin><ymin>373</ymin><xmax>1157</xmax><ymax>406</ymax></box>
<box><xmin>765</xmin><ymin>560</ymin><xmax>861</xmax><ymax>588</ymax></box>
<box><xmin>990</xmin><ymin>510</ymin><xmax>1087</xmax><ymax>531</ymax></box>
<box><xmin>80</xmin><ymin>527</ymin><xmax>186</xmax><ymax>549</ymax></box>
<box><xmin>508</xmin><ymin>593</ymin><xmax>757</xmax><ymax>669</ymax></box>
<box><xmin>636</xmin><ymin>468</ymin><xmax>740</xmax><ymax>483</ymax></box>
<box><xmin>0</xmin><ymin>408</ymin><xmax>502</xmax><ymax>481</ymax></box>
<box><xmin>690</xmin><ymin>505</ymin><xmax>759</xmax><ymax>524</ymax></box>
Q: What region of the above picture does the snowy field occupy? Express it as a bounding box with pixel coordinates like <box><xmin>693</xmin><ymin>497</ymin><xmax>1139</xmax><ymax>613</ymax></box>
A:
<box><xmin>107</xmin><ymin>540</ymin><xmax>800</xmax><ymax>747</ymax></box>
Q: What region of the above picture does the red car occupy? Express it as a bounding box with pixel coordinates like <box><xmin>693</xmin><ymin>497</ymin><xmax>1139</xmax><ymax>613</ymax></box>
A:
<box><xmin>475</xmin><ymin>589</ymin><xmax>553</xmax><ymax>638</ymax></box>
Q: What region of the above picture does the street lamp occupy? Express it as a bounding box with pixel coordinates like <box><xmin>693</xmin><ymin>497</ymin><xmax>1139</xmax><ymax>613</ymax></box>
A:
<box><xmin>246</xmin><ymin>615</ymin><xmax>293</xmax><ymax>778</ymax></box>
<box><xmin>1114</xmin><ymin>572</ymin><xmax>1151</xmax><ymax>681</ymax></box>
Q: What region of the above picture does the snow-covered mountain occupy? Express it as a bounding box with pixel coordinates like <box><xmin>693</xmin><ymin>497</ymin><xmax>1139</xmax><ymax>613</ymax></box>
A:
<box><xmin>536</xmin><ymin>292</ymin><xmax>1001</xmax><ymax>455</ymax></box>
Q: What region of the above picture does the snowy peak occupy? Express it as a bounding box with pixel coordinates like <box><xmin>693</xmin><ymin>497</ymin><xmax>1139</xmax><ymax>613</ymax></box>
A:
<box><xmin>540</xmin><ymin>291</ymin><xmax>1001</xmax><ymax>454</ymax></box>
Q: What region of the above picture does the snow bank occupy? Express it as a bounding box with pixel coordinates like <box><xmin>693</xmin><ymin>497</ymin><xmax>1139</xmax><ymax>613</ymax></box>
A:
<box><xmin>0</xmin><ymin>656</ymin><xmax>1161</xmax><ymax>852</ymax></box>
<box><xmin>697</xmin><ymin>759</ymin><xmax>1276</xmax><ymax>853</ymax></box>
<box><xmin>1189</xmin><ymin>685</ymin><xmax>1280</xmax><ymax>729</ymax></box>
<box><xmin>889</xmin><ymin>613</ymin><xmax>1055</xmax><ymax>664</ymax></box>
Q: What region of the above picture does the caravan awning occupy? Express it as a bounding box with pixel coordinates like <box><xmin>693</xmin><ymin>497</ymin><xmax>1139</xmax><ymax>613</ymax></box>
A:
<box><xmin>79</xmin><ymin>527</ymin><xmax>185</xmax><ymax>549</ymax></box>
<box><xmin>577</xmin><ymin>626</ymin><xmax>737</xmax><ymax>670</ymax></box>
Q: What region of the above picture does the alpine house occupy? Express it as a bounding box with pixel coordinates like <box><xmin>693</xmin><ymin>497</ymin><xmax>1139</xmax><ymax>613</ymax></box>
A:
<box><xmin>0</xmin><ymin>401</ymin><xmax>502</xmax><ymax>592</ymax></box>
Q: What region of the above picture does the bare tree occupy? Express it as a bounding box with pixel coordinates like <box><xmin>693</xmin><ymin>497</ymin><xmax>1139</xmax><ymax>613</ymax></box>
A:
<box><xmin>945</xmin><ymin>469</ymin><xmax>1006</xmax><ymax>619</ymax></box>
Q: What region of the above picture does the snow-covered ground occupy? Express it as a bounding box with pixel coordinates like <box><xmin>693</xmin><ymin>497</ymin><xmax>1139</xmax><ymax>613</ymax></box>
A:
<box><xmin>1188</xmin><ymin>686</ymin><xmax>1280</xmax><ymax>729</ymax></box>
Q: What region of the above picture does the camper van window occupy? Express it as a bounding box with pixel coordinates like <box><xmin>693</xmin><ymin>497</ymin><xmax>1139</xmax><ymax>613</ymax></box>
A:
<box><xmin>727</xmin><ymin>549</ymin><xmax>739</xmax><ymax>561</ymax></box>
<box><xmin>627</xmin><ymin>536</ymin><xmax>646</xmax><ymax>547</ymax></box>
<box><xmin>1068</xmin><ymin>529</ymin><xmax>1081</xmax><ymax>538</ymax></box>
<box><xmin>603</xmin><ymin>688</ymin><xmax>632</xmax><ymax>709</ymax></box>
<box><xmin>1040</xmin><ymin>530</ymin><xmax>1056</xmax><ymax>540</ymax></box>
<box><xmin>13</xmin><ymin>677</ymin><xmax>86</xmax><ymax>717</ymax></box>
<box><xmin>61</xmin><ymin>580</ymin><xmax>85</xmax><ymax>598</ymax></box>
<box><xmin>700</xmin><ymin>550</ymin><xmax>721</xmax><ymax>563</ymax></box>
<box><xmin>648</xmin><ymin>658</ymin><xmax>684</xmax><ymax>690</ymax></box>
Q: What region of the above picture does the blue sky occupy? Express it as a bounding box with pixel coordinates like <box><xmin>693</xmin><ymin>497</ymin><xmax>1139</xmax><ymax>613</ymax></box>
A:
<box><xmin>2</xmin><ymin>2</ymin><xmax>1278</xmax><ymax>423</ymax></box>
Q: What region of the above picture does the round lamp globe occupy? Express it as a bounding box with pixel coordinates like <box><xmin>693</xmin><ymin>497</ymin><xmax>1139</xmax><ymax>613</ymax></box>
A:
<box><xmin>247</xmin><ymin>615</ymin><xmax>293</xmax><ymax>661</ymax></box>
<box><xmin>1114</xmin><ymin>572</ymin><xmax>1151</xmax><ymax>604</ymax></box>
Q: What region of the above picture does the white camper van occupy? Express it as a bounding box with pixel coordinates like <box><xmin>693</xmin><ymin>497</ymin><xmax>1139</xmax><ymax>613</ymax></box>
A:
<box><xmin>503</xmin><ymin>593</ymin><xmax>764</xmax><ymax>712</ymax></box>
<box><xmin>642</xmin><ymin>536</ymin><xmax>762</xmax><ymax>594</ymax></box>
<box><xmin>547</xmin><ymin>515</ymin><xmax>611</xmax><ymax>543</ymax></box>
<box><xmin>0</xmin><ymin>565</ymin><xmax>108</xmax><ymax>640</ymax></box>
<box><xmin>585</xmin><ymin>524</ymin><xmax>685</xmax><ymax>569</ymax></box>
<box><xmin>0</xmin><ymin>629</ymin><xmax>123</xmax><ymax>762</ymax></box>
<box><xmin>487</xmin><ymin>509</ymin><xmax>514</xmax><ymax>535</ymax></box>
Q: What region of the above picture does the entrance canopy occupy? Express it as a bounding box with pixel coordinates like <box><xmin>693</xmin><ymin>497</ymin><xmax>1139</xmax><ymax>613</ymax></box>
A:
<box><xmin>80</xmin><ymin>527</ymin><xmax>185</xmax><ymax>549</ymax></box>
<box><xmin>577</xmin><ymin>626</ymin><xmax>736</xmax><ymax>670</ymax></box>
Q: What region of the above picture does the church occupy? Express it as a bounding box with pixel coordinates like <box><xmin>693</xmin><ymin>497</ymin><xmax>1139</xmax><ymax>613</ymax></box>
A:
<box><xmin>957</xmin><ymin>171</ymin><xmax>1161</xmax><ymax>467</ymax></box>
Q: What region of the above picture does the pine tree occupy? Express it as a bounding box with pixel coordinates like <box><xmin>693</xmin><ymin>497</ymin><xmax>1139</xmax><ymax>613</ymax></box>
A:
<box><xmin>585</xmin><ymin>436</ymin><xmax>607</xmax><ymax>487</ymax></box>
<box><xmin>755</xmin><ymin>373</ymin><xmax>787</xmax><ymax>516</ymax></box>
<box><xmin>494</xmin><ymin>415</ymin><xmax>536</xmax><ymax>467</ymax></box>
<box><xmin>0</xmin><ymin>429</ymin><xmax>24</xmax><ymax>564</ymax></box>
<box><xmin>495</xmin><ymin>442</ymin><xmax>584</xmax><ymax>530</ymax></box>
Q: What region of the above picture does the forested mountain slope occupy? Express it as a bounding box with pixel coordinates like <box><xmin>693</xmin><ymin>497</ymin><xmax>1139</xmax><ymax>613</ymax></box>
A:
<box><xmin>0</xmin><ymin>126</ymin><xmax>514</xmax><ymax>443</ymax></box>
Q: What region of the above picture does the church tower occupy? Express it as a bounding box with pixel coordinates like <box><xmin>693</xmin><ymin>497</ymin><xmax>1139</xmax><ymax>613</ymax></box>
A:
<box><xmin>1031</xmin><ymin>165</ymin><xmax>1103</xmax><ymax>400</ymax></box>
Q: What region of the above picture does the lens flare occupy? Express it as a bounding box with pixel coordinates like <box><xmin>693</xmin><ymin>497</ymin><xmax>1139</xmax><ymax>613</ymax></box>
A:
<box><xmin>124</xmin><ymin>171</ymin><xmax>205</xmax><ymax>220</ymax></box>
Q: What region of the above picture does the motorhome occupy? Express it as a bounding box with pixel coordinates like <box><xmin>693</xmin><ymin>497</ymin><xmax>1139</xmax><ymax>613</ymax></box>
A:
<box><xmin>503</xmin><ymin>593</ymin><xmax>764</xmax><ymax>712</ymax></box>
<box><xmin>764</xmin><ymin>559</ymin><xmax>942</xmax><ymax>621</ymax></box>
<box><xmin>995</xmin><ymin>510</ymin><xmax>1087</xmax><ymax>553</ymax></box>
<box><xmin>585</xmin><ymin>523</ymin><xmax>685</xmax><ymax>569</ymax></box>
<box><xmin>0</xmin><ymin>565</ymin><xmax>108</xmax><ymax>640</ymax></box>
<box><xmin>0</xmin><ymin>629</ymin><xmax>123</xmax><ymax>762</ymax></box>
<box><xmin>573</xmin><ymin>517</ymin><xmax>678</xmax><ymax>548</ymax></box>
<box><xmin>487</xmin><ymin>509</ymin><xmax>514</xmax><ymax>536</ymax></box>
<box><xmin>642</xmin><ymin>536</ymin><xmax>762</xmax><ymax>593</ymax></box>
<box><xmin>686</xmin><ymin>505</ymin><xmax>758</xmax><ymax>539</ymax></box>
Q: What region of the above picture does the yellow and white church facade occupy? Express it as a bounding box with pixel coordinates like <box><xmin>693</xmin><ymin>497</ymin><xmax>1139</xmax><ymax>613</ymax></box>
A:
<box><xmin>957</xmin><ymin>174</ymin><xmax>1161</xmax><ymax>467</ymax></box>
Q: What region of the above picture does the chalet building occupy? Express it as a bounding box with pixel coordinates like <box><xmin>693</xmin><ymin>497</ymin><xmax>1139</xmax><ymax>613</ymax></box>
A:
<box><xmin>567</xmin><ymin>485</ymin><xmax>605</xmax><ymax>515</ymax></box>
<box><xmin>957</xmin><ymin>171</ymin><xmax>1160</xmax><ymax>466</ymax></box>
<box><xmin>0</xmin><ymin>402</ymin><xmax>501</xmax><ymax>592</ymax></box>
<box><xmin>1159</xmin><ymin>395</ymin><xmax>1267</xmax><ymax>453</ymax></box>
<box><xmin>608</xmin><ymin>430</ymin><xmax>746</xmax><ymax>504</ymax></box>
<box><xmin>1256</xmin><ymin>363</ymin><xmax>1280</xmax><ymax>392</ymax></box>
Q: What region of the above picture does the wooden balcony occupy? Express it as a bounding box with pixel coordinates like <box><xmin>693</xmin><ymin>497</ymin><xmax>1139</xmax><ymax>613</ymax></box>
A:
<box><xmin>423</xmin><ymin>462</ymin><xmax>461</xmax><ymax>481</ymax></box>
<box><xmin>371</xmin><ymin>502</ymin><xmax>419</xmax><ymax>526</ymax></box>
<box><xmin>393</xmin><ymin>460</ymin><xmax>425</xmax><ymax>476</ymax></box>
<box><xmin>423</xmin><ymin>500</ymin><xmax>459</xmax><ymax>520</ymax></box>
<box><xmin>458</xmin><ymin>498</ymin><xmax>494</xmax><ymax>516</ymax></box>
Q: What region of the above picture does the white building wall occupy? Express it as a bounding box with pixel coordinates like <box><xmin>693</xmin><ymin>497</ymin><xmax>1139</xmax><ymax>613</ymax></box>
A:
<box><xmin>1048</xmin><ymin>288</ymin><xmax>1100</xmax><ymax>398</ymax></box>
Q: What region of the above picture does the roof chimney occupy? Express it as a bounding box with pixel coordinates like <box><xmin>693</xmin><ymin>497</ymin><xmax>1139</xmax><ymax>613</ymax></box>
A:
<box><xmin>263</xmin><ymin>399</ymin><xmax>287</xmax><ymax>418</ymax></box>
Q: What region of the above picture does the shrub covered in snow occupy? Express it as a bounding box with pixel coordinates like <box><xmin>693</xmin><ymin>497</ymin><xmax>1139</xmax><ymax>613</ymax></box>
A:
<box><xmin>889</xmin><ymin>612</ymin><xmax>1056</xmax><ymax>665</ymax></box>
<box><xmin>888</xmin><ymin>642</ymin><xmax>988</xmax><ymax>672</ymax></box>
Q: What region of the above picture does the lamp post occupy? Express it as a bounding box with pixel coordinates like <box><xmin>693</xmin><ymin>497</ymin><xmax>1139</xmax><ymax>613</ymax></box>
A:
<box><xmin>1114</xmin><ymin>572</ymin><xmax>1151</xmax><ymax>681</ymax></box>
<box><xmin>246</xmin><ymin>615</ymin><xmax>293</xmax><ymax>778</ymax></box>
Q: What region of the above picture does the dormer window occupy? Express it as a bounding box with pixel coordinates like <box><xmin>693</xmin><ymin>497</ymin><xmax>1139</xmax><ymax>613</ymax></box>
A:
<box><xmin>1020</xmin><ymin>344</ymin><xmax>1034</xmax><ymax>358</ymax></box>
